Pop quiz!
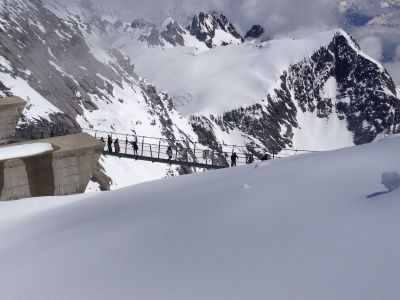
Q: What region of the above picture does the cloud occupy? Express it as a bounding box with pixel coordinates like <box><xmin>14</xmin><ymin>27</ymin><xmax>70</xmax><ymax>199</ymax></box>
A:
<box><xmin>92</xmin><ymin>0</ymin><xmax>340</xmax><ymax>36</ymax></box>
<box><xmin>359</xmin><ymin>35</ymin><xmax>384</xmax><ymax>61</ymax></box>
<box><xmin>82</xmin><ymin>0</ymin><xmax>400</xmax><ymax>85</ymax></box>
<box><xmin>396</xmin><ymin>44</ymin><xmax>400</xmax><ymax>60</ymax></box>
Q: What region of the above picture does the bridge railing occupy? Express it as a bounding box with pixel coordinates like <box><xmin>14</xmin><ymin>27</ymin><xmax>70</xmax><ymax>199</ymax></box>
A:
<box><xmin>98</xmin><ymin>137</ymin><xmax>249</xmax><ymax>167</ymax></box>
<box><xmin>82</xmin><ymin>128</ymin><xmax>317</xmax><ymax>168</ymax></box>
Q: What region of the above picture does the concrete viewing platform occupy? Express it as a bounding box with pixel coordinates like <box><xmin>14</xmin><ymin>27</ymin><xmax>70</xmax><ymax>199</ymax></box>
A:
<box><xmin>0</xmin><ymin>97</ymin><xmax>26</xmax><ymax>144</ymax></box>
<box><xmin>0</xmin><ymin>133</ymin><xmax>104</xmax><ymax>201</ymax></box>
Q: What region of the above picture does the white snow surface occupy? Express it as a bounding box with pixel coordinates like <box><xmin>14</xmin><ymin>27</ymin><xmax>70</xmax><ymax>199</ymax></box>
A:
<box><xmin>1</xmin><ymin>136</ymin><xmax>400</xmax><ymax>299</ymax></box>
<box><xmin>0</xmin><ymin>143</ymin><xmax>53</xmax><ymax>160</ymax></box>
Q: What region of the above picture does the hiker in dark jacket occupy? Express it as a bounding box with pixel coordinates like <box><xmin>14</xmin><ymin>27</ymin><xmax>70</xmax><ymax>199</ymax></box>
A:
<box><xmin>114</xmin><ymin>138</ymin><xmax>120</xmax><ymax>155</ymax></box>
<box><xmin>231</xmin><ymin>152</ymin><xmax>238</xmax><ymax>167</ymax></box>
<box><xmin>107</xmin><ymin>135</ymin><xmax>113</xmax><ymax>153</ymax></box>
<box><xmin>132</xmin><ymin>139</ymin><xmax>139</xmax><ymax>155</ymax></box>
<box><xmin>166</xmin><ymin>146</ymin><xmax>173</xmax><ymax>160</ymax></box>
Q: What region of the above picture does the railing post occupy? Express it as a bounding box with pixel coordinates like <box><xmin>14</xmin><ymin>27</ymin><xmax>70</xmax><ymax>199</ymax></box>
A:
<box><xmin>211</xmin><ymin>149</ymin><xmax>214</xmax><ymax>165</ymax></box>
<box><xmin>175</xmin><ymin>147</ymin><xmax>178</xmax><ymax>161</ymax></box>
<box><xmin>141</xmin><ymin>138</ymin><xmax>144</xmax><ymax>156</ymax></box>
<box><xmin>150</xmin><ymin>145</ymin><xmax>153</xmax><ymax>158</ymax></box>
<box><xmin>125</xmin><ymin>135</ymin><xmax>128</xmax><ymax>154</ymax></box>
<box><xmin>158</xmin><ymin>140</ymin><xmax>161</xmax><ymax>159</ymax></box>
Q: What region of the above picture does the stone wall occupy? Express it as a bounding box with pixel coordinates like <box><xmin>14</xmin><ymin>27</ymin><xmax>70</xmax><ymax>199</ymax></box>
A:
<box><xmin>0</xmin><ymin>97</ymin><xmax>26</xmax><ymax>144</ymax></box>
<box><xmin>0</xmin><ymin>133</ymin><xmax>104</xmax><ymax>201</ymax></box>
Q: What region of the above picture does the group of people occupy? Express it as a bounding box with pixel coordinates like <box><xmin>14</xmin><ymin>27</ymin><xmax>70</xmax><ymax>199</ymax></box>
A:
<box><xmin>101</xmin><ymin>135</ymin><xmax>174</xmax><ymax>160</ymax></box>
<box><xmin>101</xmin><ymin>135</ymin><xmax>270</xmax><ymax>166</ymax></box>
<box><xmin>102</xmin><ymin>135</ymin><xmax>121</xmax><ymax>154</ymax></box>
<box><xmin>101</xmin><ymin>135</ymin><xmax>140</xmax><ymax>155</ymax></box>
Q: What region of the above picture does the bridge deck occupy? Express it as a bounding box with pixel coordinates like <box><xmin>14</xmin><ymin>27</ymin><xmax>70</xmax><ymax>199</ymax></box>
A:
<box><xmin>103</xmin><ymin>151</ymin><xmax>227</xmax><ymax>169</ymax></box>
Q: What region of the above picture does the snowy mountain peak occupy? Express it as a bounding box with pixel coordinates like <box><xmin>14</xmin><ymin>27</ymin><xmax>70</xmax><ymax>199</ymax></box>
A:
<box><xmin>187</xmin><ymin>12</ymin><xmax>244</xmax><ymax>48</ymax></box>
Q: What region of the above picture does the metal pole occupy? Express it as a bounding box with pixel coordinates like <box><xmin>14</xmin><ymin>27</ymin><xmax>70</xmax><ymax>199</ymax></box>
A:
<box><xmin>125</xmin><ymin>135</ymin><xmax>128</xmax><ymax>154</ymax></box>
<box><xmin>150</xmin><ymin>145</ymin><xmax>153</xmax><ymax>158</ymax></box>
<box><xmin>141</xmin><ymin>138</ymin><xmax>144</xmax><ymax>156</ymax></box>
<box><xmin>158</xmin><ymin>140</ymin><xmax>161</xmax><ymax>159</ymax></box>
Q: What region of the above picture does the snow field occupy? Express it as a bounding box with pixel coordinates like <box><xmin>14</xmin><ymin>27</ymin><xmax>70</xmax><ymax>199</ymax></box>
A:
<box><xmin>0</xmin><ymin>136</ymin><xmax>399</xmax><ymax>299</ymax></box>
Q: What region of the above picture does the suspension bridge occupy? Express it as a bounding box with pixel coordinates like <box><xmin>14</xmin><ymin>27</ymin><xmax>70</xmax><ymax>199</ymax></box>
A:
<box><xmin>81</xmin><ymin>128</ymin><xmax>317</xmax><ymax>170</ymax></box>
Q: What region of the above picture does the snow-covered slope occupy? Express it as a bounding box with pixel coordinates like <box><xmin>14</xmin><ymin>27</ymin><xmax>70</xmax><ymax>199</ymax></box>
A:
<box><xmin>1</xmin><ymin>135</ymin><xmax>400</xmax><ymax>299</ymax></box>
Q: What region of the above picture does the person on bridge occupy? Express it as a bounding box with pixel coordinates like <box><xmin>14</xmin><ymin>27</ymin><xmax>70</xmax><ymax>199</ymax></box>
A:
<box><xmin>231</xmin><ymin>152</ymin><xmax>238</xmax><ymax>167</ymax></box>
<box><xmin>114</xmin><ymin>138</ymin><xmax>120</xmax><ymax>155</ymax></box>
<box><xmin>167</xmin><ymin>146</ymin><xmax>173</xmax><ymax>161</ymax></box>
<box><xmin>247</xmin><ymin>154</ymin><xmax>254</xmax><ymax>164</ymax></box>
<box><xmin>107</xmin><ymin>135</ymin><xmax>113</xmax><ymax>153</ymax></box>
<box><xmin>132</xmin><ymin>140</ymin><xmax>139</xmax><ymax>156</ymax></box>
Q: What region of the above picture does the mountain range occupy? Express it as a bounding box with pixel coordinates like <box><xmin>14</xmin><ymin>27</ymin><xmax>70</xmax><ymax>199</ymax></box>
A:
<box><xmin>0</xmin><ymin>0</ymin><xmax>399</xmax><ymax>190</ymax></box>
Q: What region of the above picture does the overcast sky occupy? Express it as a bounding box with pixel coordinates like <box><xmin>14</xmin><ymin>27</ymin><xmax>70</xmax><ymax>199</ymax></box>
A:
<box><xmin>93</xmin><ymin>0</ymin><xmax>340</xmax><ymax>36</ymax></box>
<box><xmin>86</xmin><ymin>0</ymin><xmax>400</xmax><ymax>85</ymax></box>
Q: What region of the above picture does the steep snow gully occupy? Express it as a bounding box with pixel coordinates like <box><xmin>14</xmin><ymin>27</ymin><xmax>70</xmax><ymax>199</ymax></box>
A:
<box><xmin>0</xmin><ymin>135</ymin><xmax>399</xmax><ymax>299</ymax></box>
